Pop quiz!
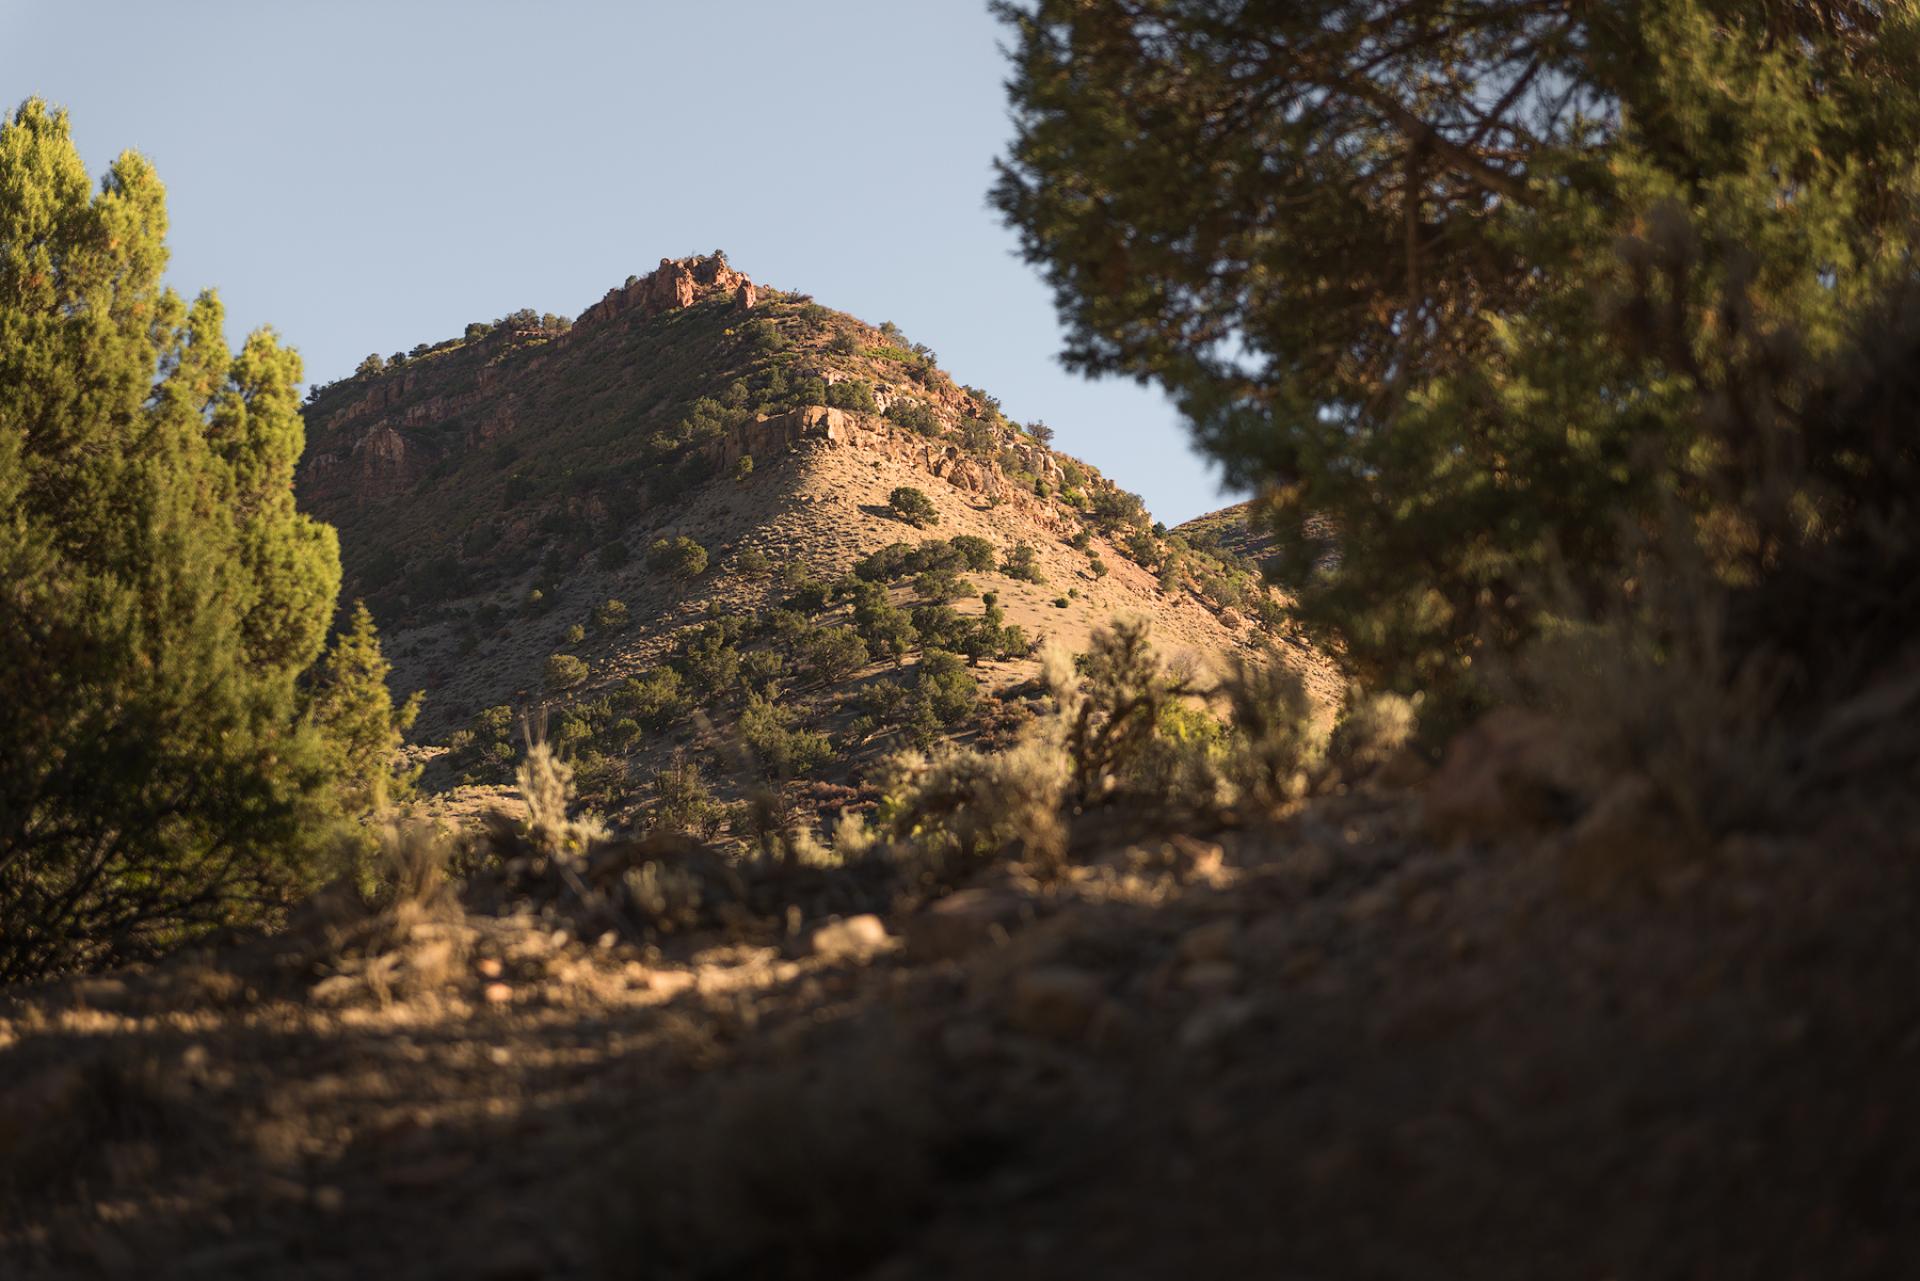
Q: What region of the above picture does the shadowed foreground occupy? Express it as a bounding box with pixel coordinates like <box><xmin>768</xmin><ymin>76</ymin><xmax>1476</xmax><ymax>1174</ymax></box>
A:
<box><xmin>4</xmin><ymin>750</ymin><xmax>1915</xmax><ymax>1280</ymax></box>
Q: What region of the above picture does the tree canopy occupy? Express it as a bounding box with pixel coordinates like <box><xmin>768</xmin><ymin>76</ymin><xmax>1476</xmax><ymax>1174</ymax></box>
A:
<box><xmin>995</xmin><ymin>0</ymin><xmax>1920</xmax><ymax>698</ymax></box>
<box><xmin>0</xmin><ymin>100</ymin><xmax>410</xmax><ymax>977</ymax></box>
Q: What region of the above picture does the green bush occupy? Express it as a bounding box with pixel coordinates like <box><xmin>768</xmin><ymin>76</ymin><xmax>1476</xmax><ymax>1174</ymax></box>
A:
<box><xmin>913</xmin><ymin>568</ymin><xmax>974</xmax><ymax>604</ymax></box>
<box><xmin>545</xmin><ymin>653</ymin><xmax>589</xmax><ymax>689</ymax></box>
<box><xmin>1124</xmin><ymin>529</ymin><xmax>1159</xmax><ymax>568</ymax></box>
<box><xmin>592</xmin><ymin>598</ymin><xmax>630</xmax><ymax>631</ymax></box>
<box><xmin>619</xmin><ymin>668</ymin><xmax>690</xmax><ymax>729</ymax></box>
<box><xmin>677</xmin><ymin>625</ymin><xmax>743</xmax><ymax>697</ymax></box>
<box><xmin>739</xmin><ymin>694</ymin><xmax>832</xmax><ymax>778</ymax></box>
<box><xmin>850</xmin><ymin>584</ymin><xmax>918</xmax><ymax>661</ymax></box>
<box><xmin>648</xmin><ymin>536</ymin><xmax>709</xmax><ymax>580</ymax></box>
<box><xmin>650</xmin><ymin>752</ymin><xmax>726</xmax><ymax>839</ymax></box>
<box><xmin>947</xmin><ymin>535</ymin><xmax>995</xmax><ymax>571</ymax></box>
<box><xmin>826</xmin><ymin>379</ymin><xmax>877</xmax><ymax>413</ymax></box>
<box><xmin>797</xmin><ymin>625</ymin><xmax>870</xmax><ymax>684</ymax></box>
<box><xmin>889</xmin><ymin>486</ymin><xmax>940</xmax><ymax>528</ymax></box>
<box><xmin>885</xmin><ymin>399</ymin><xmax>941</xmax><ymax>435</ymax></box>
<box><xmin>1002</xmin><ymin>541</ymin><xmax>1044</xmax><ymax>583</ymax></box>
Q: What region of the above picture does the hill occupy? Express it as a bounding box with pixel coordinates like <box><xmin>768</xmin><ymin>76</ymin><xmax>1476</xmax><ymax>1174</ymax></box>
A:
<box><xmin>1172</xmin><ymin>500</ymin><xmax>1277</xmax><ymax>567</ymax></box>
<box><xmin>296</xmin><ymin>255</ymin><xmax>1339</xmax><ymax>828</ymax></box>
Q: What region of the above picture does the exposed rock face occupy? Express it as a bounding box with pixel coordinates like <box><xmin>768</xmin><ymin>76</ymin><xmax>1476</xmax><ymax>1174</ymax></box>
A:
<box><xmin>302</xmin><ymin>422</ymin><xmax>438</xmax><ymax>503</ymax></box>
<box><xmin>576</xmin><ymin>254</ymin><xmax>751</xmax><ymax>330</ymax></box>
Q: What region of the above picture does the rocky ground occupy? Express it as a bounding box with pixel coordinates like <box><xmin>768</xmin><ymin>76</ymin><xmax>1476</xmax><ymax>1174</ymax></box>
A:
<box><xmin>3</xmin><ymin>721</ymin><xmax>1915</xmax><ymax>1281</ymax></box>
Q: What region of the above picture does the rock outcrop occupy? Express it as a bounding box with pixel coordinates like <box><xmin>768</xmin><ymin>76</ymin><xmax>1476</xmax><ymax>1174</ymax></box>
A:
<box><xmin>576</xmin><ymin>254</ymin><xmax>751</xmax><ymax>330</ymax></box>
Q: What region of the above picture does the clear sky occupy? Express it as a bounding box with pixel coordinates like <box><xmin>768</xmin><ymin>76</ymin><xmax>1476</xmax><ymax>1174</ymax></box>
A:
<box><xmin>0</xmin><ymin>1</ymin><xmax>1241</xmax><ymax>526</ymax></box>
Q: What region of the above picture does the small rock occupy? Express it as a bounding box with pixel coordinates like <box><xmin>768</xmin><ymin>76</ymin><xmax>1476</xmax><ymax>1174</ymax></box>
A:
<box><xmin>809</xmin><ymin>914</ymin><xmax>892</xmax><ymax>960</ymax></box>
<box><xmin>483</xmin><ymin>982</ymin><xmax>513</xmax><ymax>1005</ymax></box>
<box><xmin>1009</xmin><ymin>966</ymin><xmax>1108</xmax><ymax>1041</ymax></box>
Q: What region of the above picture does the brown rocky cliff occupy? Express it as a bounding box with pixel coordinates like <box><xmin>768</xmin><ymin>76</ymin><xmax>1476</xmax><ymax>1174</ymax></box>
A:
<box><xmin>576</xmin><ymin>254</ymin><xmax>750</xmax><ymax>330</ymax></box>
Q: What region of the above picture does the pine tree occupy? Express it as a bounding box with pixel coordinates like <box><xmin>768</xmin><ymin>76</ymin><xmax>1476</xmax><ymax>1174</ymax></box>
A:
<box><xmin>307</xmin><ymin>600</ymin><xmax>423</xmax><ymax>818</ymax></box>
<box><xmin>993</xmin><ymin>1</ymin><xmax>1920</xmax><ymax>706</ymax></box>
<box><xmin>0</xmin><ymin>101</ymin><xmax>404</xmax><ymax>978</ymax></box>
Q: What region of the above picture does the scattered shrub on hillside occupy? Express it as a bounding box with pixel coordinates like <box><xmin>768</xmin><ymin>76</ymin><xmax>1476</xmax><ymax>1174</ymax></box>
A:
<box><xmin>744</xmin><ymin>318</ymin><xmax>783</xmax><ymax>352</ymax></box>
<box><xmin>738</xmin><ymin>649</ymin><xmax>788</xmax><ymax>696</ymax></box>
<box><xmin>849</xmin><ymin>584</ymin><xmax>919</xmax><ymax>662</ymax></box>
<box><xmin>909</xmin><ymin>604</ymin><xmax>970</xmax><ymax>652</ymax></box>
<box><xmin>826</xmin><ymin>379</ymin><xmax>877</xmax><ymax>413</ymax></box>
<box><xmin>785</xmin><ymin>573</ymin><xmax>834</xmax><ymax>614</ymax></box>
<box><xmin>948</xmin><ymin>535</ymin><xmax>997</xmax><ymax>572</ymax></box>
<box><xmin>447</xmin><ymin>704</ymin><xmax>520</xmax><ymax>785</ymax></box>
<box><xmin>564</xmin><ymin>623</ymin><xmax>587</xmax><ymax>645</ymax></box>
<box><xmin>676</xmin><ymin>625</ymin><xmax>745</xmax><ymax>697</ymax></box>
<box><xmin>914</xmin><ymin>649</ymin><xmax>978</xmax><ymax>727</ymax></box>
<box><xmin>733</xmin><ymin>547</ymin><xmax>771</xmax><ymax>576</ymax></box>
<box><xmin>855</xmin><ymin>542</ymin><xmax>918</xmax><ymax>582</ymax></box>
<box><xmin>619</xmin><ymin>668</ymin><xmax>690</xmax><ymax>730</ymax></box>
<box><xmin>885</xmin><ymin>399</ymin><xmax>941</xmax><ymax>435</ymax></box>
<box><xmin>1124</xmin><ymin>528</ymin><xmax>1159</xmax><ymax>568</ymax></box>
<box><xmin>1089</xmin><ymin>555</ymin><xmax>1109</xmax><ymax>578</ymax></box>
<box><xmin>605</xmin><ymin>717</ymin><xmax>644</xmax><ymax>753</ymax></box>
<box><xmin>738</xmin><ymin>694</ymin><xmax>832</xmax><ymax>779</ymax></box>
<box><xmin>828</xmin><ymin>331</ymin><xmax>862</xmax><ymax>356</ymax></box>
<box><xmin>648</xmin><ymin>536</ymin><xmax>709</xmax><ymax>580</ymax></box>
<box><xmin>733</xmin><ymin>455</ymin><xmax>754</xmax><ymax>481</ymax></box>
<box><xmin>793</xmin><ymin>374</ymin><xmax>829</xmax><ymax>406</ymax></box>
<box><xmin>889</xmin><ymin>486</ymin><xmax>940</xmax><ymax>528</ymax></box>
<box><xmin>592</xmin><ymin>598</ymin><xmax>630</xmax><ymax>632</ymax></box>
<box><xmin>545</xmin><ymin>653</ymin><xmax>589</xmax><ymax>690</ymax></box>
<box><xmin>797</xmin><ymin>625</ymin><xmax>870</xmax><ymax>685</ymax></box>
<box><xmin>912</xmin><ymin>568</ymin><xmax>974</xmax><ymax>604</ymax></box>
<box><xmin>1002</xmin><ymin>541</ymin><xmax>1044</xmax><ymax>582</ymax></box>
<box><xmin>649</xmin><ymin>751</ymin><xmax>727</xmax><ymax>840</ymax></box>
<box><xmin>1088</xmin><ymin>486</ymin><xmax>1148</xmax><ymax>533</ymax></box>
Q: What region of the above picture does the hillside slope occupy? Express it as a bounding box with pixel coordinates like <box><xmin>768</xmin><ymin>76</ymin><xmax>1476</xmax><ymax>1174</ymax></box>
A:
<box><xmin>297</xmin><ymin>256</ymin><xmax>1338</xmax><ymax>827</ymax></box>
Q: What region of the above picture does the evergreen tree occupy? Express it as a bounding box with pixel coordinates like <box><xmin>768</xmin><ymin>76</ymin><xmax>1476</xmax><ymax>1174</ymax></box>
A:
<box><xmin>994</xmin><ymin>2</ymin><xmax>1920</xmax><ymax>703</ymax></box>
<box><xmin>0</xmin><ymin>101</ymin><xmax>404</xmax><ymax>978</ymax></box>
<box><xmin>307</xmin><ymin>601</ymin><xmax>423</xmax><ymax>818</ymax></box>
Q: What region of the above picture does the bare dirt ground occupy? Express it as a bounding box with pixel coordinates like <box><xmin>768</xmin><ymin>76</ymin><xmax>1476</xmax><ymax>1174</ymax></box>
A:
<box><xmin>4</xmin><ymin>755</ymin><xmax>1915</xmax><ymax>1280</ymax></box>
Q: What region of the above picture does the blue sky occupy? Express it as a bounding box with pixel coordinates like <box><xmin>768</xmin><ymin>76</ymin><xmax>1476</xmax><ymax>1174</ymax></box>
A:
<box><xmin>0</xmin><ymin>1</ymin><xmax>1240</xmax><ymax>525</ymax></box>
